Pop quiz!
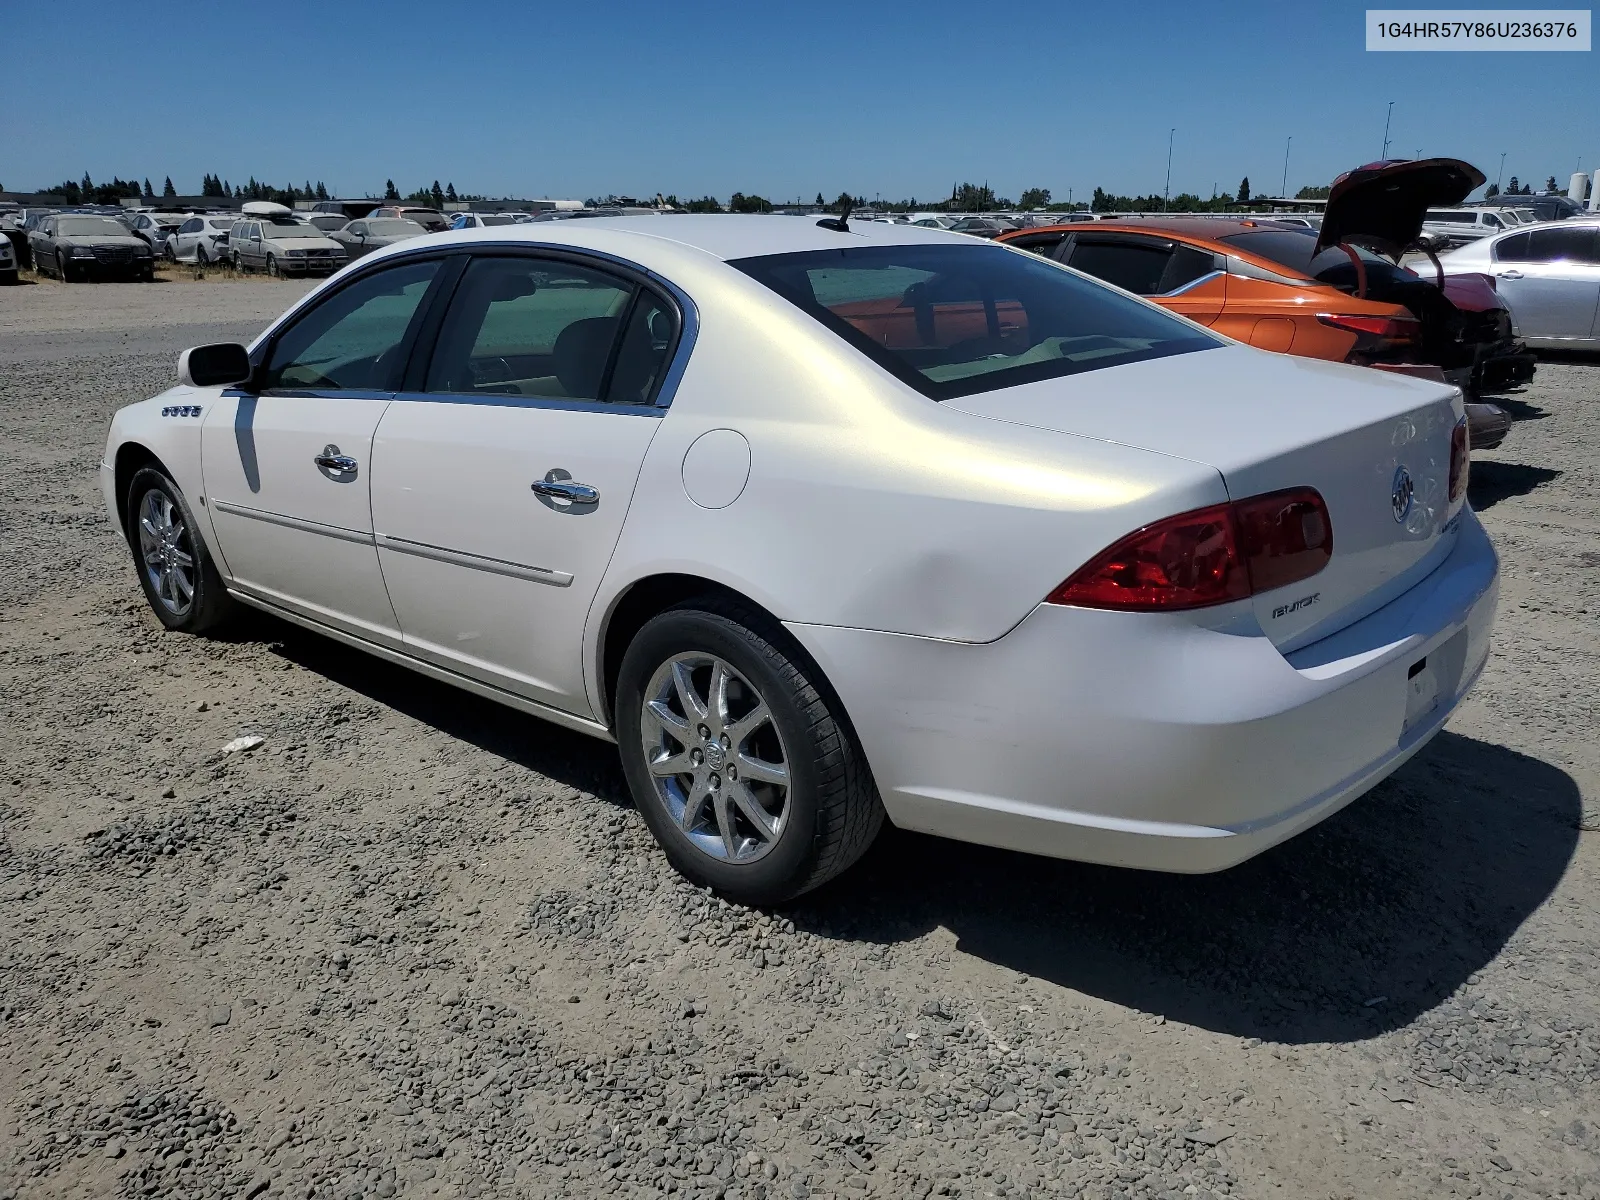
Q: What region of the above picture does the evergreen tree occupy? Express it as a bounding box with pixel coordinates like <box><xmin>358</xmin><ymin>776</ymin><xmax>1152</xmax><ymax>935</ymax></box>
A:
<box><xmin>1237</xmin><ymin>176</ymin><xmax>1251</xmax><ymax>203</ymax></box>
<box><xmin>162</xmin><ymin>176</ymin><xmax>176</xmax><ymax>197</ymax></box>
<box><xmin>82</xmin><ymin>172</ymin><xmax>94</xmax><ymax>195</ymax></box>
<box><xmin>143</xmin><ymin>178</ymin><xmax>155</xmax><ymax>197</ymax></box>
<box><xmin>430</xmin><ymin>180</ymin><xmax>445</xmax><ymax>208</ymax></box>
<box><xmin>815</xmin><ymin>192</ymin><xmax>825</xmax><ymax>206</ymax></box>
<box><xmin>445</xmin><ymin>182</ymin><xmax>458</xmax><ymax>203</ymax></box>
<box><xmin>384</xmin><ymin>179</ymin><xmax>400</xmax><ymax>200</ymax></box>
<box><xmin>315</xmin><ymin>181</ymin><xmax>329</xmax><ymax>200</ymax></box>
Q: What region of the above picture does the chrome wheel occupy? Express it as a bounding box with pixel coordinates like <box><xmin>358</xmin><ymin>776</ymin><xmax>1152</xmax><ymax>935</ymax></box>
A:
<box><xmin>640</xmin><ymin>653</ymin><xmax>790</xmax><ymax>864</ymax></box>
<box><xmin>137</xmin><ymin>489</ymin><xmax>195</xmax><ymax>616</ymax></box>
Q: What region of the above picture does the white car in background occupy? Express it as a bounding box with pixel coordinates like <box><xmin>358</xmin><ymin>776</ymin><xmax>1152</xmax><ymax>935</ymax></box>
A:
<box><xmin>169</xmin><ymin>215</ymin><xmax>239</xmax><ymax>265</ymax></box>
<box><xmin>99</xmin><ymin>216</ymin><xmax>1497</xmax><ymax>903</ymax></box>
<box><xmin>449</xmin><ymin>212</ymin><xmax>522</xmax><ymax>229</ymax></box>
<box><xmin>1438</xmin><ymin>222</ymin><xmax>1600</xmax><ymax>348</ymax></box>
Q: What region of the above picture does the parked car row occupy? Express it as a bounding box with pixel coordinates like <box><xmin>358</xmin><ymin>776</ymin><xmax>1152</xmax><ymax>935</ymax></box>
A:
<box><xmin>998</xmin><ymin>159</ymin><xmax>1564</xmax><ymax>450</ymax></box>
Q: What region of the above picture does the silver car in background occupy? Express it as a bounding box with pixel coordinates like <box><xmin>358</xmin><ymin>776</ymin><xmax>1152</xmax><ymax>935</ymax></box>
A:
<box><xmin>325</xmin><ymin>217</ymin><xmax>427</xmax><ymax>261</ymax></box>
<box><xmin>1439</xmin><ymin>222</ymin><xmax>1600</xmax><ymax>348</ymax></box>
<box><xmin>230</xmin><ymin>212</ymin><xmax>346</xmax><ymax>277</ymax></box>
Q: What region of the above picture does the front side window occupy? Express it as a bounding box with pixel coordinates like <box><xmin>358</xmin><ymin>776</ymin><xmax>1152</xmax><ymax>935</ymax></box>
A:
<box><xmin>424</xmin><ymin>256</ymin><xmax>663</xmax><ymax>403</ymax></box>
<box><xmin>261</xmin><ymin>259</ymin><xmax>441</xmax><ymax>393</ymax></box>
<box><xmin>732</xmin><ymin>243</ymin><xmax>1217</xmax><ymax>401</ymax></box>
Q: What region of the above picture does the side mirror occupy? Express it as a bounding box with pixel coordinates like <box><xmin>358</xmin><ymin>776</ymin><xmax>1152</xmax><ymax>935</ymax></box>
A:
<box><xmin>178</xmin><ymin>343</ymin><xmax>252</xmax><ymax>389</ymax></box>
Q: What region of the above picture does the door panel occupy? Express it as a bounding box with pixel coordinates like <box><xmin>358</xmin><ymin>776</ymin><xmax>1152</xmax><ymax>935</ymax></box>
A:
<box><xmin>202</xmin><ymin>393</ymin><xmax>398</xmax><ymax>641</ymax></box>
<box><xmin>199</xmin><ymin>256</ymin><xmax>446</xmax><ymax>641</ymax></box>
<box><xmin>1160</xmin><ymin>271</ymin><xmax>1226</xmax><ymax>326</ymax></box>
<box><xmin>371</xmin><ymin>400</ymin><xmax>661</xmax><ymax>712</ymax></box>
<box><xmin>370</xmin><ymin>253</ymin><xmax>681</xmax><ymax>716</ymax></box>
<box><xmin>1497</xmin><ymin>267</ymin><xmax>1600</xmax><ymax>341</ymax></box>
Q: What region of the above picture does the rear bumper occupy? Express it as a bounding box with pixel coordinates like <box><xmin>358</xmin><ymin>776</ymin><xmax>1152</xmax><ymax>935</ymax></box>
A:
<box><xmin>788</xmin><ymin>512</ymin><xmax>1499</xmax><ymax>873</ymax></box>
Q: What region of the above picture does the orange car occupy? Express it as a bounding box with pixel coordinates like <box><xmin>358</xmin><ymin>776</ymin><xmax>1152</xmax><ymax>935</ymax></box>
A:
<box><xmin>997</xmin><ymin>218</ymin><xmax>1424</xmax><ymax>365</ymax></box>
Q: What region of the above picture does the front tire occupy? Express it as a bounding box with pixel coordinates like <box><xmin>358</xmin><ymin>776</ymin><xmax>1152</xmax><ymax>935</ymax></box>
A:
<box><xmin>616</xmin><ymin>599</ymin><xmax>883</xmax><ymax>904</ymax></box>
<box><xmin>124</xmin><ymin>466</ymin><xmax>234</xmax><ymax>633</ymax></box>
<box><xmin>266</xmin><ymin>254</ymin><xmax>280</xmax><ymax>278</ymax></box>
<box><xmin>58</xmin><ymin>252</ymin><xmax>74</xmax><ymax>282</ymax></box>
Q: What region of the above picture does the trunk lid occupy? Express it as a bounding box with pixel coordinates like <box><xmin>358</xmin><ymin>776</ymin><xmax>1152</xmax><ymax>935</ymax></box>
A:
<box><xmin>1315</xmin><ymin>157</ymin><xmax>1486</xmax><ymax>257</ymax></box>
<box><xmin>945</xmin><ymin>345</ymin><xmax>1466</xmax><ymax>650</ymax></box>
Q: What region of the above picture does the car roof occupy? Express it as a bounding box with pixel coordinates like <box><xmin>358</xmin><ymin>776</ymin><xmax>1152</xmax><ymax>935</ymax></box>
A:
<box><xmin>1009</xmin><ymin>218</ymin><xmax>1314</xmax><ymax>246</ymax></box>
<box><xmin>417</xmin><ymin>213</ymin><xmax>975</xmax><ymax>261</ymax></box>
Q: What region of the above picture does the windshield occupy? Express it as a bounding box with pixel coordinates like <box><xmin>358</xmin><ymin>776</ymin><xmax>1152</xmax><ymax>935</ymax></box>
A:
<box><xmin>732</xmin><ymin>243</ymin><xmax>1218</xmax><ymax>401</ymax></box>
<box><xmin>58</xmin><ymin>217</ymin><xmax>130</xmax><ymax>237</ymax></box>
<box><xmin>368</xmin><ymin>219</ymin><xmax>424</xmax><ymax>236</ymax></box>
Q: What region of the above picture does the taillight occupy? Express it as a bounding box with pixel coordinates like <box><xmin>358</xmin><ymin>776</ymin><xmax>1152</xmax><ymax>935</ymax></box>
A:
<box><xmin>1047</xmin><ymin>489</ymin><xmax>1333</xmax><ymax>612</ymax></box>
<box><xmin>1449</xmin><ymin>415</ymin><xmax>1469</xmax><ymax>502</ymax></box>
<box><xmin>1316</xmin><ymin>312</ymin><xmax>1421</xmax><ymax>350</ymax></box>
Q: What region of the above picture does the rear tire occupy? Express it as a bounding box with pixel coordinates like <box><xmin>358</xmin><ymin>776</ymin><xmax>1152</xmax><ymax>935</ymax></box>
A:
<box><xmin>197</xmin><ymin>245</ymin><xmax>210</xmax><ymax>266</ymax></box>
<box><xmin>124</xmin><ymin>466</ymin><xmax>235</xmax><ymax>634</ymax></box>
<box><xmin>616</xmin><ymin>598</ymin><xmax>884</xmax><ymax>904</ymax></box>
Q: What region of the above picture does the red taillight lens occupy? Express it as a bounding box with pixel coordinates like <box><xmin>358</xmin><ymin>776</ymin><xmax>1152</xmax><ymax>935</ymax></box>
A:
<box><xmin>1047</xmin><ymin>489</ymin><xmax>1332</xmax><ymax>612</ymax></box>
<box><xmin>1233</xmin><ymin>488</ymin><xmax>1334</xmax><ymax>592</ymax></box>
<box><xmin>1045</xmin><ymin>503</ymin><xmax>1247</xmax><ymax>611</ymax></box>
<box><xmin>1316</xmin><ymin>312</ymin><xmax>1422</xmax><ymax>348</ymax></box>
<box><xmin>1449</xmin><ymin>415</ymin><xmax>1469</xmax><ymax>502</ymax></box>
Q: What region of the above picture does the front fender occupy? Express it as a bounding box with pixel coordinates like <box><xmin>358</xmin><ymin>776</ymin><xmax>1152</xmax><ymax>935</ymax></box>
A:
<box><xmin>104</xmin><ymin>388</ymin><xmax>226</xmax><ymax>573</ymax></box>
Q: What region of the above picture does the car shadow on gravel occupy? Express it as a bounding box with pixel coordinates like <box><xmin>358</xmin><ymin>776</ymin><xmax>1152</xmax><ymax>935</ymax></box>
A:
<box><xmin>255</xmin><ymin>614</ymin><xmax>632</xmax><ymax>803</ymax></box>
<box><xmin>799</xmin><ymin>732</ymin><xmax>1581</xmax><ymax>1044</ymax></box>
<box><xmin>254</xmin><ymin>615</ymin><xmax>1579</xmax><ymax>1044</ymax></box>
<box><xmin>1469</xmin><ymin>462</ymin><xmax>1562</xmax><ymax>510</ymax></box>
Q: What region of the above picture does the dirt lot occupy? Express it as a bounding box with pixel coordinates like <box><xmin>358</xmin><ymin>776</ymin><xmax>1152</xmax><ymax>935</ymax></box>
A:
<box><xmin>1</xmin><ymin>276</ymin><xmax>1597</xmax><ymax>1200</ymax></box>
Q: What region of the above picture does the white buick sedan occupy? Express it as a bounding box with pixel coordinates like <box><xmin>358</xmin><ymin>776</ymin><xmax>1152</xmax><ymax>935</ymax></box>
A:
<box><xmin>102</xmin><ymin>216</ymin><xmax>1499</xmax><ymax>902</ymax></box>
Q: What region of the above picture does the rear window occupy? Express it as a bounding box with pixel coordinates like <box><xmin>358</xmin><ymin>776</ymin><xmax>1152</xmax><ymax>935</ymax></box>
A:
<box><xmin>732</xmin><ymin>244</ymin><xmax>1218</xmax><ymax>401</ymax></box>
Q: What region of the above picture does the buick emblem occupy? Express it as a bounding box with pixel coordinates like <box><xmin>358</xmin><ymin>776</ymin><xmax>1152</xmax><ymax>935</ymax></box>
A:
<box><xmin>1390</xmin><ymin>466</ymin><xmax>1415</xmax><ymax>524</ymax></box>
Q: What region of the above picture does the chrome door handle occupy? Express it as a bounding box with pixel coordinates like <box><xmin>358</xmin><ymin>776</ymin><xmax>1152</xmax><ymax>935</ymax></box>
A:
<box><xmin>314</xmin><ymin>444</ymin><xmax>359</xmax><ymax>476</ymax></box>
<box><xmin>1497</xmin><ymin>270</ymin><xmax>1523</xmax><ymax>280</ymax></box>
<box><xmin>531</xmin><ymin>477</ymin><xmax>600</xmax><ymax>504</ymax></box>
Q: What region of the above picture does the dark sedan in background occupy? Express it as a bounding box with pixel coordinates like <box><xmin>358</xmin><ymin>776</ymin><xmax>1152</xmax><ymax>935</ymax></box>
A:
<box><xmin>325</xmin><ymin>217</ymin><xmax>427</xmax><ymax>260</ymax></box>
<box><xmin>28</xmin><ymin>215</ymin><xmax>155</xmax><ymax>282</ymax></box>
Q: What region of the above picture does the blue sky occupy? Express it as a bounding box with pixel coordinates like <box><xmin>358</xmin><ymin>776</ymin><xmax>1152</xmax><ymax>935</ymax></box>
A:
<box><xmin>4</xmin><ymin>0</ymin><xmax>1594</xmax><ymax>203</ymax></box>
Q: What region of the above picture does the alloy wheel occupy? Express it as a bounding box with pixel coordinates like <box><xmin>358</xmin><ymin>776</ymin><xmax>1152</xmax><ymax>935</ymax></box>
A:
<box><xmin>137</xmin><ymin>489</ymin><xmax>195</xmax><ymax>616</ymax></box>
<box><xmin>639</xmin><ymin>653</ymin><xmax>791</xmax><ymax>864</ymax></box>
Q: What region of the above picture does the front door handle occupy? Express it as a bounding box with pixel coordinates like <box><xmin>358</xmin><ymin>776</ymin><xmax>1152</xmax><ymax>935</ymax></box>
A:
<box><xmin>1497</xmin><ymin>269</ymin><xmax>1524</xmax><ymax>280</ymax></box>
<box><xmin>531</xmin><ymin>469</ymin><xmax>599</xmax><ymax>506</ymax></box>
<box><xmin>314</xmin><ymin>444</ymin><xmax>359</xmax><ymax>478</ymax></box>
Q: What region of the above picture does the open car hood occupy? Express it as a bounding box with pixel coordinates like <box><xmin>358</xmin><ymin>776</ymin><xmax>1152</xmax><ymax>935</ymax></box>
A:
<box><xmin>1315</xmin><ymin>158</ymin><xmax>1486</xmax><ymax>256</ymax></box>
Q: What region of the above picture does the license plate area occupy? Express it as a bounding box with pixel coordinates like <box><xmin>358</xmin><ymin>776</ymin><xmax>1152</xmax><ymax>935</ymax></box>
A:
<box><xmin>1403</xmin><ymin>654</ymin><xmax>1440</xmax><ymax>732</ymax></box>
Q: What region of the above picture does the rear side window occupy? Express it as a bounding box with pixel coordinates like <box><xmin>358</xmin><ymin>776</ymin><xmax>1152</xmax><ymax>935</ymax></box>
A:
<box><xmin>262</xmin><ymin>259</ymin><xmax>441</xmax><ymax>393</ymax></box>
<box><xmin>1066</xmin><ymin>240</ymin><xmax>1172</xmax><ymax>295</ymax></box>
<box><xmin>1511</xmin><ymin>227</ymin><xmax>1598</xmax><ymax>264</ymax></box>
<box><xmin>732</xmin><ymin>243</ymin><xmax>1218</xmax><ymax>401</ymax></box>
<box><xmin>424</xmin><ymin>256</ymin><xmax>670</xmax><ymax>404</ymax></box>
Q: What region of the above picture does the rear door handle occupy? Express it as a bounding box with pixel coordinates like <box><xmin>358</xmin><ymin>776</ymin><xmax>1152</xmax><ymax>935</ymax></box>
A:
<box><xmin>531</xmin><ymin>469</ymin><xmax>599</xmax><ymax>506</ymax></box>
<box><xmin>314</xmin><ymin>444</ymin><xmax>359</xmax><ymax>477</ymax></box>
<box><xmin>1496</xmin><ymin>270</ymin><xmax>1524</xmax><ymax>280</ymax></box>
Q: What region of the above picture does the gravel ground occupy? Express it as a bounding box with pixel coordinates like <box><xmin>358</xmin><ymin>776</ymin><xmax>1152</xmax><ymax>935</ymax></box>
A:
<box><xmin>1</xmin><ymin>277</ymin><xmax>1597</xmax><ymax>1200</ymax></box>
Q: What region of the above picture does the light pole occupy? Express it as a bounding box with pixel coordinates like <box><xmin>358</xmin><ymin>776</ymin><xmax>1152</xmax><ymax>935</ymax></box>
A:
<box><xmin>1381</xmin><ymin>101</ymin><xmax>1394</xmax><ymax>158</ymax></box>
<box><xmin>1497</xmin><ymin>152</ymin><xmax>1507</xmax><ymax>191</ymax></box>
<box><xmin>1163</xmin><ymin>127</ymin><xmax>1175</xmax><ymax>211</ymax></box>
<box><xmin>1281</xmin><ymin>136</ymin><xmax>1292</xmax><ymax>198</ymax></box>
